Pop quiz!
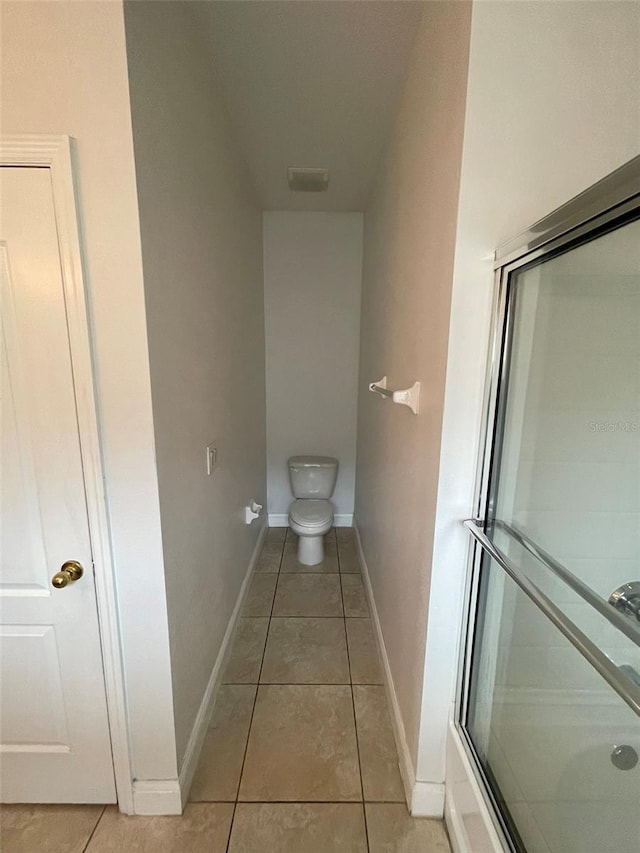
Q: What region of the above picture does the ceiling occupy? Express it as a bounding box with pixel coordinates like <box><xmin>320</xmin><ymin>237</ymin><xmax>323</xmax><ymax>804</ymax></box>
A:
<box><xmin>192</xmin><ymin>1</ymin><xmax>425</xmax><ymax>211</ymax></box>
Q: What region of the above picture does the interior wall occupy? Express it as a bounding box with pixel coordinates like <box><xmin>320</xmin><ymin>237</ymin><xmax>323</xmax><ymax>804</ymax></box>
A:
<box><xmin>424</xmin><ymin>0</ymin><xmax>640</xmax><ymax>794</ymax></box>
<box><xmin>0</xmin><ymin>1</ymin><xmax>177</xmax><ymax>782</ymax></box>
<box><xmin>124</xmin><ymin>1</ymin><xmax>266</xmax><ymax>769</ymax></box>
<box><xmin>264</xmin><ymin>212</ymin><xmax>363</xmax><ymax>521</ymax></box>
<box><xmin>355</xmin><ymin>0</ymin><xmax>472</xmax><ymax>773</ymax></box>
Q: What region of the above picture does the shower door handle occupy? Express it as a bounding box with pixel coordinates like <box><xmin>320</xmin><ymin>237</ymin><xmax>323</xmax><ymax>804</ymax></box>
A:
<box><xmin>608</xmin><ymin>582</ymin><xmax>640</xmax><ymax>621</ymax></box>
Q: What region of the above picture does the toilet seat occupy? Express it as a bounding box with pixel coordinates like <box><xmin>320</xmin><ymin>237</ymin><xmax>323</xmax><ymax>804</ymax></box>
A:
<box><xmin>289</xmin><ymin>499</ymin><xmax>333</xmax><ymax>529</ymax></box>
<box><xmin>288</xmin><ymin>499</ymin><xmax>333</xmax><ymax>565</ymax></box>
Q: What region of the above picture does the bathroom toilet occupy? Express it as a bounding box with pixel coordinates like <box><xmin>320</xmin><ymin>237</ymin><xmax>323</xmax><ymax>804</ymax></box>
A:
<box><xmin>288</xmin><ymin>455</ymin><xmax>338</xmax><ymax>566</ymax></box>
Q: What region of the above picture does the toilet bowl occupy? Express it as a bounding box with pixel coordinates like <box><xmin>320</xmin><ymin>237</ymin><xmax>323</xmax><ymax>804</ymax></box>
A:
<box><xmin>287</xmin><ymin>456</ymin><xmax>338</xmax><ymax>566</ymax></box>
<box><xmin>289</xmin><ymin>499</ymin><xmax>334</xmax><ymax>565</ymax></box>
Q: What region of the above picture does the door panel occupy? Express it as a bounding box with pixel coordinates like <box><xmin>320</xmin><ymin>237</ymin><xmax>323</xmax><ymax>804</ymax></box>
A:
<box><xmin>0</xmin><ymin>166</ymin><xmax>115</xmax><ymax>802</ymax></box>
<box><xmin>461</xmin><ymin>211</ymin><xmax>640</xmax><ymax>851</ymax></box>
<box><xmin>468</xmin><ymin>555</ymin><xmax>640</xmax><ymax>853</ymax></box>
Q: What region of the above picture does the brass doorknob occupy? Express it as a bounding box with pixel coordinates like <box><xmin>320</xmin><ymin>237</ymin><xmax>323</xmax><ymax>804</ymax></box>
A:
<box><xmin>51</xmin><ymin>560</ymin><xmax>84</xmax><ymax>589</ymax></box>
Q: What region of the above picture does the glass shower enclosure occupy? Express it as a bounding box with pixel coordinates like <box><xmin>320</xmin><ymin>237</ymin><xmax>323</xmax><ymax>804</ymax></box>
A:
<box><xmin>459</xmin><ymin>158</ymin><xmax>640</xmax><ymax>853</ymax></box>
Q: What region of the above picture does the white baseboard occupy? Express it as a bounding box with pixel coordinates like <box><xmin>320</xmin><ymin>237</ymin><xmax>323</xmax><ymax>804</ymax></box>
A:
<box><xmin>412</xmin><ymin>781</ymin><xmax>445</xmax><ymax>817</ymax></box>
<box><xmin>132</xmin><ymin>780</ymin><xmax>182</xmax><ymax>815</ymax></box>
<box><xmin>353</xmin><ymin>521</ymin><xmax>418</xmax><ymax>813</ymax></box>
<box><xmin>268</xmin><ymin>513</ymin><xmax>353</xmax><ymax>527</ymax></box>
<box><xmin>176</xmin><ymin>522</ymin><xmax>268</xmax><ymax>809</ymax></box>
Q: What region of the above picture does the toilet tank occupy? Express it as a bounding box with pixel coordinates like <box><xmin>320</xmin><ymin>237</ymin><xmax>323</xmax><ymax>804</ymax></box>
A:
<box><xmin>288</xmin><ymin>456</ymin><xmax>338</xmax><ymax>499</ymax></box>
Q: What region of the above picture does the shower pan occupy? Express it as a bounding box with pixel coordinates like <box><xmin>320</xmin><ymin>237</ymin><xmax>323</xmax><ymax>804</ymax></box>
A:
<box><xmin>455</xmin><ymin>157</ymin><xmax>640</xmax><ymax>853</ymax></box>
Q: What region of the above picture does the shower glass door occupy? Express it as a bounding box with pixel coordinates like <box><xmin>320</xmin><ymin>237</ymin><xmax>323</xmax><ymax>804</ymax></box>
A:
<box><xmin>460</xmin><ymin>172</ymin><xmax>640</xmax><ymax>853</ymax></box>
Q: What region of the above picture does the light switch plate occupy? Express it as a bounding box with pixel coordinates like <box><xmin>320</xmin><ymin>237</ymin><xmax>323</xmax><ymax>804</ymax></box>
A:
<box><xmin>206</xmin><ymin>442</ymin><xmax>217</xmax><ymax>475</ymax></box>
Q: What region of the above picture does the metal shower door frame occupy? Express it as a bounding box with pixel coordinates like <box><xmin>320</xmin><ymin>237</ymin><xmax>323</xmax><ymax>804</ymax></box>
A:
<box><xmin>454</xmin><ymin>155</ymin><xmax>640</xmax><ymax>850</ymax></box>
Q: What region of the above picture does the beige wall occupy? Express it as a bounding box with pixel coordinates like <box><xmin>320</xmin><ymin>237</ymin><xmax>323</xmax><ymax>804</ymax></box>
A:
<box><xmin>124</xmin><ymin>2</ymin><xmax>266</xmax><ymax>769</ymax></box>
<box><xmin>264</xmin><ymin>212</ymin><xmax>363</xmax><ymax>521</ymax></box>
<box><xmin>355</xmin><ymin>1</ymin><xmax>472</xmax><ymax>767</ymax></box>
<box><xmin>1</xmin><ymin>1</ymin><xmax>177</xmax><ymax>783</ymax></box>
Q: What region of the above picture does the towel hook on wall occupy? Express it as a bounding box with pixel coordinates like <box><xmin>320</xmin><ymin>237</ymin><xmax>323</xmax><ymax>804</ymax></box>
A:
<box><xmin>368</xmin><ymin>376</ymin><xmax>420</xmax><ymax>415</ymax></box>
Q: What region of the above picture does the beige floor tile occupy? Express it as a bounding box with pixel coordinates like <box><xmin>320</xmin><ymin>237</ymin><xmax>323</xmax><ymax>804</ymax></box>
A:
<box><xmin>346</xmin><ymin>619</ymin><xmax>383</xmax><ymax>684</ymax></box>
<box><xmin>228</xmin><ymin>803</ymin><xmax>368</xmax><ymax>852</ymax></box>
<box><xmin>366</xmin><ymin>804</ymin><xmax>451</xmax><ymax>852</ymax></box>
<box><xmin>255</xmin><ymin>541</ymin><xmax>283</xmax><ymax>573</ymax></box>
<box><xmin>239</xmin><ymin>685</ymin><xmax>361</xmax><ymax>801</ymax></box>
<box><xmin>266</xmin><ymin>527</ymin><xmax>287</xmax><ymax>545</ymax></box>
<box><xmin>272</xmin><ymin>574</ymin><xmax>343</xmax><ymax>617</ymax></box>
<box><xmin>280</xmin><ymin>536</ymin><xmax>339</xmax><ymax>573</ymax></box>
<box><xmin>336</xmin><ymin>527</ymin><xmax>355</xmax><ymax>544</ymax></box>
<box><xmin>353</xmin><ymin>686</ymin><xmax>404</xmax><ymax>801</ymax></box>
<box><xmin>337</xmin><ymin>531</ymin><xmax>361</xmax><ymax>573</ymax></box>
<box><xmin>338</xmin><ymin>548</ymin><xmax>361</xmax><ymax>573</ymax></box>
<box><xmin>223</xmin><ymin>618</ymin><xmax>269</xmax><ymax>683</ymax></box>
<box><xmin>190</xmin><ymin>685</ymin><xmax>257</xmax><ymax>801</ymax></box>
<box><xmin>0</xmin><ymin>804</ymin><xmax>103</xmax><ymax>853</ymax></box>
<box><xmin>341</xmin><ymin>575</ymin><xmax>369</xmax><ymax>616</ymax></box>
<box><xmin>242</xmin><ymin>574</ymin><xmax>277</xmax><ymax>617</ymax></box>
<box><xmin>261</xmin><ymin>618</ymin><xmax>349</xmax><ymax>683</ymax></box>
<box><xmin>86</xmin><ymin>804</ymin><xmax>234</xmax><ymax>853</ymax></box>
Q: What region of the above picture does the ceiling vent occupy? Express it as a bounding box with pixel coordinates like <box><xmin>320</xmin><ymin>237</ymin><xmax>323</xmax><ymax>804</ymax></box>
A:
<box><xmin>287</xmin><ymin>167</ymin><xmax>329</xmax><ymax>192</ymax></box>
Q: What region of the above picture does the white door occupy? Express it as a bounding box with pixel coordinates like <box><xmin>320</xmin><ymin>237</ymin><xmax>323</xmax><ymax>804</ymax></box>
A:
<box><xmin>0</xmin><ymin>165</ymin><xmax>116</xmax><ymax>802</ymax></box>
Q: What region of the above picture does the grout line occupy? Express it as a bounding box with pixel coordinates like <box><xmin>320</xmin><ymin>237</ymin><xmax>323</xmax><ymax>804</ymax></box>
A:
<box><xmin>339</xmin><ymin>530</ymin><xmax>371</xmax><ymax>853</ymax></box>
<box><xmin>195</xmin><ymin>798</ymin><xmax>406</xmax><ymax>805</ymax></box>
<box><xmin>339</xmin><ymin>545</ymin><xmax>370</xmax><ymax>853</ymax></box>
<box><xmin>254</xmin><ymin>542</ymin><xmax>353</xmax><ymax>660</ymax></box>
<box><xmin>226</xmin><ymin>533</ymin><xmax>285</xmax><ymax>852</ymax></box>
<box><xmin>225</xmin><ymin>679</ymin><xmax>381</xmax><ymax>685</ymax></box>
<box><xmin>81</xmin><ymin>804</ymin><xmax>108</xmax><ymax>853</ymax></box>
<box><xmin>223</xmin><ymin>803</ymin><xmax>235</xmax><ymax>853</ymax></box>
<box><xmin>276</xmin><ymin>532</ymin><xmax>285</xmax><ymax>569</ymax></box>
<box><xmin>224</xmin><ymin>679</ymin><xmax>383</xmax><ymax>687</ymax></box>
<box><xmin>242</xmin><ymin>614</ymin><xmax>369</xmax><ymax>620</ymax></box>
<box><xmin>227</xmin><ymin>528</ymin><xmax>376</xmax><ymax>850</ymax></box>
<box><xmin>248</xmin><ymin>614</ymin><xmax>370</xmax><ymax>619</ymax></box>
<box><xmin>258</xmin><ymin>681</ymin><xmax>353</xmax><ymax>686</ymax></box>
<box><xmin>200</xmin><ymin>528</ymin><xmax>397</xmax><ymax>849</ymax></box>
<box><xmin>266</xmin><ymin>614</ymin><xmax>351</xmax><ymax>619</ymax></box>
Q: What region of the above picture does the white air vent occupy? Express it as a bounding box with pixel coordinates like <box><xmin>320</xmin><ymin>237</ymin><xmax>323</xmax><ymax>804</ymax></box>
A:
<box><xmin>287</xmin><ymin>167</ymin><xmax>329</xmax><ymax>192</ymax></box>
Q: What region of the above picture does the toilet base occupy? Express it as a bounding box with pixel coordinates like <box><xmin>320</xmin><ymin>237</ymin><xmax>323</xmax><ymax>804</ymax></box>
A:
<box><xmin>297</xmin><ymin>534</ymin><xmax>324</xmax><ymax>566</ymax></box>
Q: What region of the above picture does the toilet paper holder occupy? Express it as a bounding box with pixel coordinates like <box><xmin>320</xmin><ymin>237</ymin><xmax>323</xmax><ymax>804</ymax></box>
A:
<box><xmin>369</xmin><ymin>376</ymin><xmax>420</xmax><ymax>415</ymax></box>
<box><xmin>244</xmin><ymin>500</ymin><xmax>263</xmax><ymax>524</ymax></box>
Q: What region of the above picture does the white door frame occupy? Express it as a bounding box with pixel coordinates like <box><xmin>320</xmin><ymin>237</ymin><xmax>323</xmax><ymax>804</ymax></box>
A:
<box><xmin>1</xmin><ymin>134</ymin><xmax>134</xmax><ymax>812</ymax></box>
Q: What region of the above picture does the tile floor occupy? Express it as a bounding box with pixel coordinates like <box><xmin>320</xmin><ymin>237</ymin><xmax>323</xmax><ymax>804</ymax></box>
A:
<box><xmin>0</xmin><ymin>528</ymin><xmax>451</xmax><ymax>853</ymax></box>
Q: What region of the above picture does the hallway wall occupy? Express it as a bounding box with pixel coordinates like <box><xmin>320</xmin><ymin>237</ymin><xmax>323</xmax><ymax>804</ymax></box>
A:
<box><xmin>264</xmin><ymin>212</ymin><xmax>363</xmax><ymax>522</ymax></box>
<box><xmin>124</xmin><ymin>2</ymin><xmax>266</xmax><ymax>771</ymax></box>
<box><xmin>354</xmin><ymin>0</ymin><xmax>472</xmax><ymax>779</ymax></box>
<box><xmin>1</xmin><ymin>0</ymin><xmax>177</xmax><ymax>786</ymax></box>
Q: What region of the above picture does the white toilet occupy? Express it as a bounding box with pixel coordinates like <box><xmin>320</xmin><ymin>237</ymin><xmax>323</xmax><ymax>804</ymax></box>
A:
<box><xmin>288</xmin><ymin>455</ymin><xmax>338</xmax><ymax>566</ymax></box>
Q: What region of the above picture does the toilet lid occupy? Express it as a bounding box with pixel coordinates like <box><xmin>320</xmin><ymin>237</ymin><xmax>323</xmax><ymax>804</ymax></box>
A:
<box><xmin>289</xmin><ymin>499</ymin><xmax>333</xmax><ymax>527</ymax></box>
<box><xmin>288</xmin><ymin>455</ymin><xmax>338</xmax><ymax>469</ymax></box>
